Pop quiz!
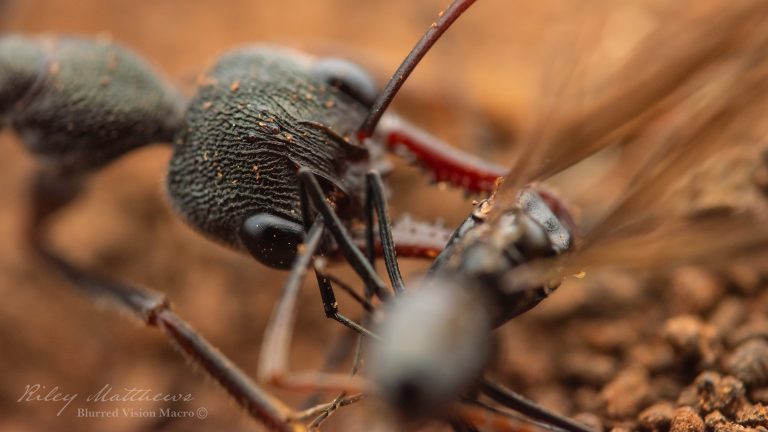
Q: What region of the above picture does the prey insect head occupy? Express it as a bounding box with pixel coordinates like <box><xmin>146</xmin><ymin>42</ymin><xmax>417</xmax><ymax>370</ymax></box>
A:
<box><xmin>449</xmin><ymin>188</ymin><xmax>573</xmax><ymax>280</ymax></box>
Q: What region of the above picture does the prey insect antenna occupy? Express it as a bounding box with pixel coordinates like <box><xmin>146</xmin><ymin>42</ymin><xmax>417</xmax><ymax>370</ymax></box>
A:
<box><xmin>358</xmin><ymin>0</ymin><xmax>476</xmax><ymax>138</ymax></box>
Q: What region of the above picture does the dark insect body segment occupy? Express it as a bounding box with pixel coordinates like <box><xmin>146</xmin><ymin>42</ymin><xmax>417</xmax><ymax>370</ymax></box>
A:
<box><xmin>0</xmin><ymin>35</ymin><xmax>184</xmax><ymax>172</ymax></box>
<box><xmin>436</xmin><ymin>191</ymin><xmax>572</xmax><ymax>327</ymax></box>
<box><xmin>167</xmin><ymin>46</ymin><xmax>382</xmax><ymax>251</ymax></box>
<box><xmin>369</xmin><ymin>189</ymin><xmax>577</xmax><ymax>422</ymax></box>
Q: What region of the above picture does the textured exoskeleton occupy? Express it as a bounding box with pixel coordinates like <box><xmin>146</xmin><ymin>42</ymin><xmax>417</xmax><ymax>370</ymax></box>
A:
<box><xmin>0</xmin><ymin>35</ymin><xmax>184</xmax><ymax>172</ymax></box>
<box><xmin>167</xmin><ymin>46</ymin><xmax>386</xmax><ymax>266</ymax></box>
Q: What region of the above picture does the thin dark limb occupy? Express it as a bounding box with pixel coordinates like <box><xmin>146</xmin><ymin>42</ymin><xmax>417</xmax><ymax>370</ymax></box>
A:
<box><xmin>304</xmin><ymin>393</ymin><xmax>367</xmax><ymax>429</ymax></box>
<box><xmin>298</xmin><ymin>168</ymin><xmax>391</xmax><ymax>301</ymax></box>
<box><xmin>469</xmin><ymin>400</ymin><xmax>571</xmax><ymax>432</ymax></box>
<box><xmin>258</xmin><ymin>218</ymin><xmax>369</xmax><ymax>394</ymax></box>
<box><xmin>27</xmin><ymin>168</ymin><xmax>351</xmax><ymax>432</ymax></box>
<box><xmin>358</xmin><ymin>0</ymin><xmax>477</xmax><ymax>137</ymax></box>
<box><xmin>314</xmin><ymin>271</ymin><xmax>378</xmax><ymax>338</ymax></box>
<box><xmin>479</xmin><ymin>379</ymin><xmax>593</xmax><ymax>432</ymax></box>
<box><xmin>365</xmin><ymin>171</ymin><xmax>405</xmax><ymax>294</ymax></box>
<box><xmin>314</xmin><ymin>270</ymin><xmax>375</xmax><ymax>313</ymax></box>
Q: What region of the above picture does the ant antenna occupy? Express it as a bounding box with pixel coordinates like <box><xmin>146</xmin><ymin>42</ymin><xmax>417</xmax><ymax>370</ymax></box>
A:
<box><xmin>357</xmin><ymin>0</ymin><xmax>476</xmax><ymax>139</ymax></box>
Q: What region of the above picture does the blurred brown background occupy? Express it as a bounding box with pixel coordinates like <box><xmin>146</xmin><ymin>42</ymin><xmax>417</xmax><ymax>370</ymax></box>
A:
<box><xmin>0</xmin><ymin>1</ymin><xmax>677</xmax><ymax>431</ymax></box>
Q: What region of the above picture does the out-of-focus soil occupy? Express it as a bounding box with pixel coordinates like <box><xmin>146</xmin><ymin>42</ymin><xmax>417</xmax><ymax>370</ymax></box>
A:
<box><xmin>2</xmin><ymin>1</ymin><xmax>767</xmax><ymax>432</ymax></box>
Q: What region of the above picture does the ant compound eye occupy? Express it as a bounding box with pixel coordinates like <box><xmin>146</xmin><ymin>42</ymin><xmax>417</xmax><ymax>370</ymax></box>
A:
<box><xmin>240</xmin><ymin>213</ymin><xmax>304</xmax><ymax>269</ymax></box>
<box><xmin>311</xmin><ymin>58</ymin><xmax>378</xmax><ymax>107</ymax></box>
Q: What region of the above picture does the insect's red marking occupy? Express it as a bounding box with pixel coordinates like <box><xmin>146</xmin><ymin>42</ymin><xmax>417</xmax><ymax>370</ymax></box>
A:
<box><xmin>379</xmin><ymin>115</ymin><xmax>506</xmax><ymax>194</ymax></box>
<box><xmin>527</xmin><ymin>184</ymin><xmax>577</xmax><ymax>236</ymax></box>
<box><xmin>352</xmin><ymin>215</ymin><xmax>453</xmax><ymax>259</ymax></box>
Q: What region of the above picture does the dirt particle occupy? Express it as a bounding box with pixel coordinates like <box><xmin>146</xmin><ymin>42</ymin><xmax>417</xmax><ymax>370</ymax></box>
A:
<box><xmin>726</xmin><ymin>339</ymin><xmax>768</xmax><ymax>387</ymax></box>
<box><xmin>729</xmin><ymin>321</ymin><xmax>768</xmax><ymax>348</ymax></box>
<box><xmin>670</xmin><ymin>407</ymin><xmax>704</xmax><ymax>432</ymax></box>
<box><xmin>562</xmin><ymin>350</ymin><xmax>617</xmax><ymax>386</ymax></box>
<box><xmin>668</xmin><ymin>266</ymin><xmax>723</xmax><ymax>314</ymax></box>
<box><xmin>736</xmin><ymin>404</ymin><xmax>768</xmax><ymax>427</ymax></box>
<box><xmin>639</xmin><ymin>401</ymin><xmax>675</xmax><ymax>431</ymax></box>
<box><xmin>687</xmin><ymin>372</ymin><xmax>747</xmax><ymax>416</ymax></box>
<box><xmin>662</xmin><ymin>315</ymin><xmax>721</xmax><ymax>368</ymax></box>
<box><xmin>601</xmin><ymin>366</ymin><xmax>651</xmax><ymax>419</ymax></box>
<box><xmin>628</xmin><ymin>341</ymin><xmax>676</xmax><ymax>373</ymax></box>
<box><xmin>711</xmin><ymin>298</ymin><xmax>748</xmax><ymax>337</ymax></box>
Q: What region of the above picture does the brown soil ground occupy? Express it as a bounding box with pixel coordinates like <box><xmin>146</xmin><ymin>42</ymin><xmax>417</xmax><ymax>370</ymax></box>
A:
<box><xmin>1</xmin><ymin>1</ymin><xmax>767</xmax><ymax>432</ymax></box>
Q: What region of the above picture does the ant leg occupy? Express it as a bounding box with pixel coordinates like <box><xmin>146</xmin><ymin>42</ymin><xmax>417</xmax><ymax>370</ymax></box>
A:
<box><xmin>28</xmin><ymin>169</ymin><xmax>305</xmax><ymax>432</ymax></box>
<box><xmin>27</xmin><ymin>167</ymin><xmax>85</xmax><ymax>248</ymax></box>
<box><xmin>297</xmin><ymin>168</ymin><xmax>391</xmax><ymax>301</ymax></box>
<box><xmin>365</xmin><ymin>170</ymin><xmax>405</xmax><ymax>294</ymax></box>
<box><xmin>258</xmin><ymin>218</ymin><xmax>370</xmax><ymax>394</ymax></box>
<box><xmin>378</xmin><ymin>114</ymin><xmax>506</xmax><ymax>194</ymax></box>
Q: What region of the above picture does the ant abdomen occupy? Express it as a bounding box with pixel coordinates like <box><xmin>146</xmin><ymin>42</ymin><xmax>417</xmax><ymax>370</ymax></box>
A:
<box><xmin>0</xmin><ymin>35</ymin><xmax>184</xmax><ymax>172</ymax></box>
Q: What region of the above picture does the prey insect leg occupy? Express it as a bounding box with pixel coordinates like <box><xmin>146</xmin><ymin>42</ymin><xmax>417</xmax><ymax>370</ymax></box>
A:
<box><xmin>479</xmin><ymin>379</ymin><xmax>593</xmax><ymax>432</ymax></box>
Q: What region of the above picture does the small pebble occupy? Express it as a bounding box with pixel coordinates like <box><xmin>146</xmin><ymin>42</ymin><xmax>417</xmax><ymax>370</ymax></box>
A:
<box><xmin>729</xmin><ymin>321</ymin><xmax>768</xmax><ymax>348</ymax></box>
<box><xmin>638</xmin><ymin>401</ymin><xmax>675</xmax><ymax>431</ymax></box>
<box><xmin>726</xmin><ymin>265</ymin><xmax>762</xmax><ymax>296</ymax></box>
<box><xmin>668</xmin><ymin>266</ymin><xmax>723</xmax><ymax>314</ymax></box>
<box><xmin>562</xmin><ymin>351</ymin><xmax>618</xmax><ymax>386</ymax></box>
<box><xmin>726</xmin><ymin>339</ymin><xmax>768</xmax><ymax>387</ymax></box>
<box><xmin>736</xmin><ymin>404</ymin><xmax>768</xmax><ymax>427</ymax></box>
<box><xmin>601</xmin><ymin>367</ymin><xmax>651</xmax><ymax>419</ymax></box>
<box><xmin>670</xmin><ymin>407</ymin><xmax>705</xmax><ymax>432</ymax></box>
<box><xmin>692</xmin><ymin>372</ymin><xmax>747</xmax><ymax>416</ymax></box>
<box><xmin>710</xmin><ymin>298</ymin><xmax>748</xmax><ymax>337</ymax></box>
<box><xmin>662</xmin><ymin>315</ymin><xmax>721</xmax><ymax>367</ymax></box>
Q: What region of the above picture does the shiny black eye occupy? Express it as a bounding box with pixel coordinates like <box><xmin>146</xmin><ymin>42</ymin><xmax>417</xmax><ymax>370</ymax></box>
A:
<box><xmin>311</xmin><ymin>58</ymin><xmax>377</xmax><ymax>107</ymax></box>
<box><xmin>240</xmin><ymin>213</ymin><xmax>304</xmax><ymax>269</ymax></box>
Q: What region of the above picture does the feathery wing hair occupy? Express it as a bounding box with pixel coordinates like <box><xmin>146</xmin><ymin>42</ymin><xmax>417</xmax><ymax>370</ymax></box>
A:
<box><xmin>496</xmin><ymin>0</ymin><xmax>768</xmax><ymax>291</ymax></box>
<box><xmin>498</xmin><ymin>0</ymin><xmax>768</xmax><ymax>198</ymax></box>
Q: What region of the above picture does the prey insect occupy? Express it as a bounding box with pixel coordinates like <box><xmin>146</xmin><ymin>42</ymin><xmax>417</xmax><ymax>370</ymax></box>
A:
<box><xmin>0</xmin><ymin>0</ymin><xmax>541</xmax><ymax>430</ymax></box>
<box><xmin>259</xmin><ymin>0</ymin><xmax>768</xmax><ymax>430</ymax></box>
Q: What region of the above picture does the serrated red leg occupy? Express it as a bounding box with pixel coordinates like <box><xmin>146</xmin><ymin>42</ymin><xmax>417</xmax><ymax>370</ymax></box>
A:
<box><xmin>377</xmin><ymin>113</ymin><xmax>507</xmax><ymax>194</ymax></box>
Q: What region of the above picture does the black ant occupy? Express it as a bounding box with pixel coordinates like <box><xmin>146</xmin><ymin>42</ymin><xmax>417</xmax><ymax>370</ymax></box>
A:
<box><xmin>3</xmin><ymin>0</ymin><xmax>561</xmax><ymax>430</ymax></box>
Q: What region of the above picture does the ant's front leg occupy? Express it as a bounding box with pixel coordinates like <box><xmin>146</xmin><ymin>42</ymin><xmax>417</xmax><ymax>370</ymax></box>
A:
<box><xmin>27</xmin><ymin>168</ymin><xmax>310</xmax><ymax>432</ymax></box>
